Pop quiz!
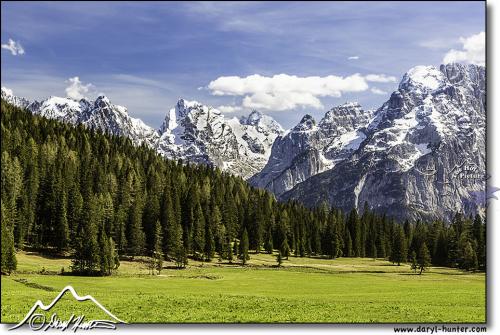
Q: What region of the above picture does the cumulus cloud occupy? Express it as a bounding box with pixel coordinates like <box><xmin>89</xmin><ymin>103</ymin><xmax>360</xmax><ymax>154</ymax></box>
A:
<box><xmin>207</xmin><ymin>73</ymin><xmax>369</xmax><ymax>111</ymax></box>
<box><xmin>217</xmin><ymin>105</ymin><xmax>244</xmax><ymax>113</ymax></box>
<box><xmin>370</xmin><ymin>87</ymin><xmax>387</xmax><ymax>95</ymax></box>
<box><xmin>1</xmin><ymin>38</ymin><xmax>25</xmax><ymax>56</ymax></box>
<box><xmin>348</xmin><ymin>55</ymin><xmax>359</xmax><ymax>60</ymax></box>
<box><xmin>65</xmin><ymin>77</ymin><xmax>93</xmax><ymax>100</ymax></box>
<box><xmin>365</xmin><ymin>74</ymin><xmax>397</xmax><ymax>83</ymax></box>
<box><xmin>443</xmin><ymin>31</ymin><xmax>485</xmax><ymax>66</ymax></box>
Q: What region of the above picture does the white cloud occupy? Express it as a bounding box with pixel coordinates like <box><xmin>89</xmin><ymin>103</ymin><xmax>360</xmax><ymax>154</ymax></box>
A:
<box><xmin>65</xmin><ymin>77</ymin><xmax>93</xmax><ymax>100</ymax></box>
<box><xmin>370</xmin><ymin>87</ymin><xmax>387</xmax><ymax>95</ymax></box>
<box><xmin>207</xmin><ymin>73</ymin><xmax>368</xmax><ymax>111</ymax></box>
<box><xmin>365</xmin><ymin>74</ymin><xmax>397</xmax><ymax>83</ymax></box>
<box><xmin>348</xmin><ymin>55</ymin><xmax>359</xmax><ymax>60</ymax></box>
<box><xmin>443</xmin><ymin>32</ymin><xmax>485</xmax><ymax>66</ymax></box>
<box><xmin>1</xmin><ymin>39</ymin><xmax>25</xmax><ymax>56</ymax></box>
<box><xmin>217</xmin><ymin>105</ymin><xmax>244</xmax><ymax>113</ymax></box>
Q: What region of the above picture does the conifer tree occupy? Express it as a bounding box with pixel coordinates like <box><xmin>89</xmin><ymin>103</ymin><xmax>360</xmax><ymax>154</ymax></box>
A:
<box><xmin>226</xmin><ymin>235</ymin><xmax>234</xmax><ymax>264</ymax></box>
<box><xmin>98</xmin><ymin>226</ymin><xmax>113</xmax><ymax>275</ymax></box>
<box><xmin>390</xmin><ymin>225</ymin><xmax>407</xmax><ymax>266</ymax></box>
<box><xmin>417</xmin><ymin>242</ymin><xmax>431</xmax><ymax>275</ymax></box>
<box><xmin>54</xmin><ymin>183</ymin><xmax>69</xmax><ymax>252</ymax></box>
<box><xmin>71</xmin><ymin>195</ymin><xmax>101</xmax><ymax>274</ymax></box>
<box><xmin>472</xmin><ymin>214</ymin><xmax>485</xmax><ymax>269</ymax></box>
<box><xmin>147</xmin><ymin>220</ymin><xmax>163</xmax><ymax>274</ymax></box>
<box><xmin>280</xmin><ymin>238</ymin><xmax>290</xmax><ymax>260</ymax></box>
<box><xmin>1</xmin><ymin>202</ymin><xmax>17</xmax><ymax>274</ymax></box>
<box><xmin>264</xmin><ymin>226</ymin><xmax>273</xmax><ymax>254</ymax></box>
<box><xmin>127</xmin><ymin>194</ymin><xmax>145</xmax><ymax>257</ymax></box>
<box><xmin>204</xmin><ymin>223</ymin><xmax>215</xmax><ymax>261</ymax></box>
<box><xmin>192</xmin><ymin>202</ymin><xmax>206</xmax><ymax>258</ymax></box>
<box><xmin>345</xmin><ymin>230</ymin><xmax>353</xmax><ymax>257</ymax></box>
<box><xmin>239</xmin><ymin>228</ymin><xmax>249</xmax><ymax>265</ymax></box>
<box><xmin>410</xmin><ymin>250</ymin><xmax>417</xmax><ymax>273</ymax></box>
<box><xmin>462</xmin><ymin>241</ymin><xmax>478</xmax><ymax>271</ymax></box>
<box><xmin>276</xmin><ymin>250</ymin><xmax>283</xmax><ymax>267</ymax></box>
<box><xmin>233</xmin><ymin>238</ymin><xmax>239</xmax><ymax>257</ymax></box>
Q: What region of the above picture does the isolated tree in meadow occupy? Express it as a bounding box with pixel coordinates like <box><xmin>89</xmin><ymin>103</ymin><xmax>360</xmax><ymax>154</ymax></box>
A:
<box><xmin>175</xmin><ymin>246</ymin><xmax>188</xmax><ymax>269</ymax></box>
<box><xmin>276</xmin><ymin>250</ymin><xmax>283</xmax><ymax>267</ymax></box>
<box><xmin>410</xmin><ymin>250</ymin><xmax>418</xmax><ymax>273</ymax></box>
<box><xmin>417</xmin><ymin>242</ymin><xmax>431</xmax><ymax>275</ymax></box>
<box><xmin>239</xmin><ymin>228</ymin><xmax>249</xmax><ymax>265</ymax></box>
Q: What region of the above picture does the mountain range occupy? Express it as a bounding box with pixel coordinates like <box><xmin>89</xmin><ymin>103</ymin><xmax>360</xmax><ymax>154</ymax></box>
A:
<box><xmin>1</xmin><ymin>63</ymin><xmax>485</xmax><ymax>221</ymax></box>
<box><xmin>1</xmin><ymin>87</ymin><xmax>283</xmax><ymax>179</ymax></box>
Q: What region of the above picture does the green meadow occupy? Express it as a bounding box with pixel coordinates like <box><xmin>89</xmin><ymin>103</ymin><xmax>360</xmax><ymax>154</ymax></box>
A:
<box><xmin>1</xmin><ymin>252</ymin><xmax>485</xmax><ymax>323</ymax></box>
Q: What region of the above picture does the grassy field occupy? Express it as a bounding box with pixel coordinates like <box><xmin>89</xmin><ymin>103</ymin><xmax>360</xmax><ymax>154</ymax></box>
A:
<box><xmin>1</xmin><ymin>251</ymin><xmax>485</xmax><ymax>323</ymax></box>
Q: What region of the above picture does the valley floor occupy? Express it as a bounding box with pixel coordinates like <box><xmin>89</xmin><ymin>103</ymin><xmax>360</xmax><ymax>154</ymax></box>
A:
<box><xmin>1</xmin><ymin>252</ymin><xmax>485</xmax><ymax>323</ymax></box>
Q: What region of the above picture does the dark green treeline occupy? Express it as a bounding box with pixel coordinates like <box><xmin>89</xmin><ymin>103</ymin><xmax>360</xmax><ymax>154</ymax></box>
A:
<box><xmin>0</xmin><ymin>101</ymin><xmax>486</xmax><ymax>275</ymax></box>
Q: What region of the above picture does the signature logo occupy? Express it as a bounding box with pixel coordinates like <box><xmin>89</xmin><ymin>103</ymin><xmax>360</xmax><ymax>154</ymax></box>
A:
<box><xmin>9</xmin><ymin>286</ymin><xmax>126</xmax><ymax>332</ymax></box>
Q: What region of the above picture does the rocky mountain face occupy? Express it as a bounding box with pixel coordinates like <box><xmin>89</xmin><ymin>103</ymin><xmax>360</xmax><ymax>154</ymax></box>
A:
<box><xmin>249</xmin><ymin>102</ymin><xmax>374</xmax><ymax>195</ymax></box>
<box><xmin>2</xmin><ymin>63</ymin><xmax>485</xmax><ymax>221</ymax></box>
<box><xmin>1</xmin><ymin>88</ymin><xmax>283</xmax><ymax>179</ymax></box>
<box><xmin>277</xmin><ymin>63</ymin><xmax>485</xmax><ymax>221</ymax></box>
<box><xmin>156</xmin><ymin>99</ymin><xmax>283</xmax><ymax>178</ymax></box>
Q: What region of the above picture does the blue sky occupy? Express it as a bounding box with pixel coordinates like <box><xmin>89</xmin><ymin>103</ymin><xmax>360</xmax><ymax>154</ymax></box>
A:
<box><xmin>1</xmin><ymin>1</ymin><xmax>485</xmax><ymax>129</ymax></box>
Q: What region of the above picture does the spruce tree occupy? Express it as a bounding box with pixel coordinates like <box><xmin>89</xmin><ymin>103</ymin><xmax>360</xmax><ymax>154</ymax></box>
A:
<box><xmin>150</xmin><ymin>220</ymin><xmax>163</xmax><ymax>274</ymax></box>
<box><xmin>276</xmin><ymin>250</ymin><xmax>283</xmax><ymax>267</ymax></box>
<box><xmin>410</xmin><ymin>250</ymin><xmax>417</xmax><ymax>273</ymax></box>
<box><xmin>54</xmin><ymin>183</ymin><xmax>69</xmax><ymax>252</ymax></box>
<box><xmin>71</xmin><ymin>195</ymin><xmax>101</xmax><ymax>275</ymax></box>
<box><xmin>1</xmin><ymin>202</ymin><xmax>17</xmax><ymax>274</ymax></box>
<box><xmin>462</xmin><ymin>241</ymin><xmax>478</xmax><ymax>271</ymax></box>
<box><xmin>192</xmin><ymin>202</ymin><xmax>206</xmax><ymax>258</ymax></box>
<box><xmin>264</xmin><ymin>226</ymin><xmax>273</xmax><ymax>254</ymax></box>
<box><xmin>239</xmin><ymin>228</ymin><xmax>249</xmax><ymax>265</ymax></box>
<box><xmin>472</xmin><ymin>214</ymin><xmax>485</xmax><ymax>269</ymax></box>
<box><xmin>390</xmin><ymin>225</ymin><xmax>407</xmax><ymax>266</ymax></box>
<box><xmin>417</xmin><ymin>242</ymin><xmax>431</xmax><ymax>275</ymax></box>
<box><xmin>127</xmin><ymin>194</ymin><xmax>145</xmax><ymax>257</ymax></box>
<box><xmin>204</xmin><ymin>223</ymin><xmax>215</xmax><ymax>261</ymax></box>
<box><xmin>98</xmin><ymin>226</ymin><xmax>112</xmax><ymax>276</ymax></box>
<box><xmin>280</xmin><ymin>238</ymin><xmax>290</xmax><ymax>260</ymax></box>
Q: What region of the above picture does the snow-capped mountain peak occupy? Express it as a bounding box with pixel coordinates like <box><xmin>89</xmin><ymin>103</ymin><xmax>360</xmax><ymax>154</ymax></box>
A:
<box><xmin>242</xmin><ymin>110</ymin><xmax>263</xmax><ymax>125</ymax></box>
<box><xmin>1</xmin><ymin>86</ymin><xmax>31</xmax><ymax>109</ymax></box>
<box><xmin>157</xmin><ymin>99</ymin><xmax>284</xmax><ymax>178</ymax></box>
<box><xmin>399</xmin><ymin>65</ymin><xmax>446</xmax><ymax>91</ymax></box>
<box><xmin>293</xmin><ymin>114</ymin><xmax>316</xmax><ymax>132</ymax></box>
<box><xmin>279</xmin><ymin>63</ymin><xmax>485</xmax><ymax>222</ymax></box>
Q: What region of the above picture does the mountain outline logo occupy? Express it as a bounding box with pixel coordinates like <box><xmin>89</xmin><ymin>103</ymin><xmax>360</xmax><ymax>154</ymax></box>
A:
<box><xmin>9</xmin><ymin>285</ymin><xmax>126</xmax><ymax>331</ymax></box>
